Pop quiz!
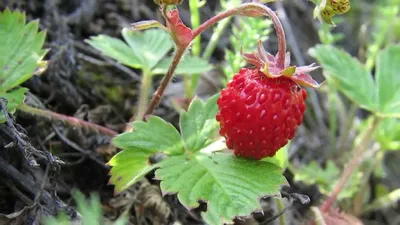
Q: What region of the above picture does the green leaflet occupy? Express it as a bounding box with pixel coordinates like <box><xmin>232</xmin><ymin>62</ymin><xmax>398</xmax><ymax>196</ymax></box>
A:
<box><xmin>310</xmin><ymin>45</ymin><xmax>377</xmax><ymax>112</ymax></box>
<box><xmin>180</xmin><ymin>94</ymin><xmax>220</xmax><ymax>152</ymax></box>
<box><xmin>113</xmin><ymin>116</ymin><xmax>185</xmax><ymax>155</ymax></box>
<box><xmin>108</xmin><ymin>149</ymin><xmax>158</xmax><ymax>193</ymax></box>
<box><xmin>310</xmin><ymin>44</ymin><xmax>400</xmax><ymax>118</ymax></box>
<box><xmin>0</xmin><ymin>88</ymin><xmax>27</xmax><ymax>122</ymax></box>
<box><xmin>156</xmin><ymin>152</ymin><xmax>286</xmax><ymax>225</ymax></box>
<box><xmin>86</xmin><ymin>28</ymin><xmax>213</xmax><ymax>75</ymax></box>
<box><xmin>0</xmin><ymin>9</ymin><xmax>47</xmax><ymax>122</ymax></box>
<box><xmin>152</xmin><ymin>56</ymin><xmax>213</xmax><ymax>75</ymax></box>
<box><xmin>376</xmin><ymin>45</ymin><xmax>400</xmax><ymax>117</ymax></box>
<box><xmin>0</xmin><ymin>9</ymin><xmax>47</xmax><ymax>92</ymax></box>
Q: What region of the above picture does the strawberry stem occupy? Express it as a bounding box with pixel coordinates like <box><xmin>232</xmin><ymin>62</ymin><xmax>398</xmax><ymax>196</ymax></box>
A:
<box><xmin>144</xmin><ymin>2</ymin><xmax>287</xmax><ymax>117</ymax></box>
<box><xmin>192</xmin><ymin>3</ymin><xmax>286</xmax><ymax>68</ymax></box>
<box><xmin>18</xmin><ymin>103</ymin><xmax>118</xmax><ymax>137</ymax></box>
<box><xmin>144</xmin><ymin>46</ymin><xmax>186</xmax><ymax>118</ymax></box>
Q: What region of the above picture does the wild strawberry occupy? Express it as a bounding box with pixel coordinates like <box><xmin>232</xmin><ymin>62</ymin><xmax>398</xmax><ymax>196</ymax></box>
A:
<box><xmin>216</xmin><ymin>41</ymin><xmax>319</xmax><ymax>160</ymax></box>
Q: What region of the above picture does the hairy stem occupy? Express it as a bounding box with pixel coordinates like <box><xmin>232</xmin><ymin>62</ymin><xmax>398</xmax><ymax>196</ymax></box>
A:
<box><xmin>144</xmin><ymin>47</ymin><xmax>186</xmax><ymax>117</ymax></box>
<box><xmin>353</xmin><ymin>149</ymin><xmax>383</xmax><ymax>216</ymax></box>
<box><xmin>136</xmin><ymin>70</ymin><xmax>153</xmax><ymax>120</ymax></box>
<box><xmin>192</xmin><ymin>3</ymin><xmax>286</xmax><ymax>67</ymax></box>
<box><xmin>18</xmin><ymin>103</ymin><xmax>118</xmax><ymax>137</ymax></box>
<box><xmin>144</xmin><ymin>3</ymin><xmax>286</xmax><ymax>117</ymax></box>
<box><xmin>327</xmin><ymin>79</ymin><xmax>338</xmax><ymax>154</ymax></box>
<box><xmin>311</xmin><ymin>207</ymin><xmax>327</xmax><ymax>225</ymax></box>
<box><xmin>321</xmin><ymin>116</ymin><xmax>381</xmax><ymax>212</ymax></box>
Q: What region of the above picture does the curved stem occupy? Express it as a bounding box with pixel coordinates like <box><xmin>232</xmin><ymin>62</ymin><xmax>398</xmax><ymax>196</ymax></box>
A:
<box><xmin>144</xmin><ymin>2</ymin><xmax>286</xmax><ymax>117</ymax></box>
<box><xmin>192</xmin><ymin>3</ymin><xmax>286</xmax><ymax>67</ymax></box>
<box><xmin>18</xmin><ymin>103</ymin><xmax>118</xmax><ymax>137</ymax></box>
<box><xmin>320</xmin><ymin>116</ymin><xmax>381</xmax><ymax>212</ymax></box>
<box><xmin>144</xmin><ymin>47</ymin><xmax>186</xmax><ymax>118</ymax></box>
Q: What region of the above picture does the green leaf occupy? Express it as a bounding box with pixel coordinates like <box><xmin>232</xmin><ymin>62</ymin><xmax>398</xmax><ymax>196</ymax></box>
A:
<box><xmin>180</xmin><ymin>94</ymin><xmax>220</xmax><ymax>153</ymax></box>
<box><xmin>108</xmin><ymin>149</ymin><xmax>157</xmax><ymax>193</ymax></box>
<box><xmin>364</xmin><ymin>188</ymin><xmax>400</xmax><ymax>213</ymax></box>
<box><xmin>86</xmin><ymin>28</ymin><xmax>174</xmax><ymax>71</ymax></box>
<box><xmin>262</xmin><ymin>143</ymin><xmax>289</xmax><ymax>170</ymax></box>
<box><xmin>0</xmin><ymin>88</ymin><xmax>27</xmax><ymax>123</ymax></box>
<box><xmin>0</xmin><ymin>9</ymin><xmax>47</xmax><ymax>92</ymax></box>
<box><xmin>309</xmin><ymin>45</ymin><xmax>377</xmax><ymax>111</ymax></box>
<box><xmin>375</xmin><ymin>118</ymin><xmax>400</xmax><ymax>150</ymax></box>
<box><xmin>152</xmin><ymin>56</ymin><xmax>213</xmax><ymax>75</ymax></box>
<box><xmin>113</xmin><ymin>116</ymin><xmax>185</xmax><ymax>155</ymax></box>
<box><xmin>376</xmin><ymin>44</ymin><xmax>400</xmax><ymax>117</ymax></box>
<box><xmin>155</xmin><ymin>152</ymin><xmax>286</xmax><ymax>225</ymax></box>
<box><xmin>72</xmin><ymin>191</ymin><xmax>102</xmax><ymax>225</ymax></box>
<box><xmin>294</xmin><ymin>161</ymin><xmax>360</xmax><ymax>200</ymax></box>
<box><xmin>121</xmin><ymin>28</ymin><xmax>173</xmax><ymax>70</ymax></box>
<box><xmin>85</xmin><ymin>35</ymin><xmax>142</xmax><ymax>68</ymax></box>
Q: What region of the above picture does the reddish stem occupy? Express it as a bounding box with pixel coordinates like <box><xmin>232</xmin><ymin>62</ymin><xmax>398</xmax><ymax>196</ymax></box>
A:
<box><xmin>320</xmin><ymin>117</ymin><xmax>381</xmax><ymax>212</ymax></box>
<box><xmin>144</xmin><ymin>3</ymin><xmax>286</xmax><ymax>117</ymax></box>
<box><xmin>144</xmin><ymin>47</ymin><xmax>186</xmax><ymax>118</ymax></box>
<box><xmin>192</xmin><ymin>3</ymin><xmax>286</xmax><ymax>68</ymax></box>
<box><xmin>18</xmin><ymin>103</ymin><xmax>118</xmax><ymax>137</ymax></box>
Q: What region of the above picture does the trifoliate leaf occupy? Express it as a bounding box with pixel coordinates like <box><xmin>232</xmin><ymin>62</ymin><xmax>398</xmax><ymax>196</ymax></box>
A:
<box><xmin>0</xmin><ymin>9</ymin><xmax>47</xmax><ymax>92</ymax></box>
<box><xmin>294</xmin><ymin>161</ymin><xmax>360</xmax><ymax>200</ymax></box>
<box><xmin>309</xmin><ymin>45</ymin><xmax>377</xmax><ymax>112</ymax></box>
<box><xmin>85</xmin><ymin>35</ymin><xmax>142</xmax><ymax>68</ymax></box>
<box><xmin>152</xmin><ymin>56</ymin><xmax>213</xmax><ymax>75</ymax></box>
<box><xmin>113</xmin><ymin>116</ymin><xmax>185</xmax><ymax>155</ymax></box>
<box><xmin>108</xmin><ymin>149</ymin><xmax>157</xmax><ymax>193</ymax></box>
<box><xmin>376</xmin><ymin>44</ymin><xmax>400</xmax><ymax>117</ymax></box>
<box><xmin>155</xmin><ymin>152</ymin><xmax>286</xmax><ymax>225</ymax></box>
<box><xmin>86</xmin><ymin>28</ymin><xmax>174</xmax><ymax>71</ymax></box>
<box><xmin>121</xmin><ymin>28</ymin><xmax>173</xmax><ymax>70</ymax></box>
<box><xmin>0</xmin><ymin>88</ymin><xmax>27</xmax><ymax>123</ymax></box>
<box><xmin>180</xmin><ymin>94</ymin><xmax>220</xmax><ymax>153</ymax></box>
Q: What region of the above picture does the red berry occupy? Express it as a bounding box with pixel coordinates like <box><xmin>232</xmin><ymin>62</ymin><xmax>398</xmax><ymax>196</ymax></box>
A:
<box><xmin>217</xmin><ymin>41</ymin><xmax>319</xmax><ymax>160</ymax></box>
<box><xmin>217</xmin><ymin>68</ymin><xmax>307</xmax><ymax>159</ymax></box>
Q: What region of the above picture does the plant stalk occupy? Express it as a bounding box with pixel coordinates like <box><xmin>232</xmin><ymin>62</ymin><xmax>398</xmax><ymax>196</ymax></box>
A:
<box><xmin>18</xmin><ymin>103</ymin><xmax>118</xmax><ymax>137</ymax></box>
<box><xmin>189</xmin><ymin>0</ymin><xmax>202</xmax><ymax>57</ymax></box>
<box><xmin>327</xmin><ymin>78</ymin><xmax>338</xmax><ymax>154</ymax></box>
<box><xmin>144</xmin><ymin>47</ymin><xmax>186</xmax><ymax>118</ymax></box>
<box><xmin>144</xmin><ymin>2</ymin><xmax>287</xmax><ymax>117</ymax></box>
<box><xmin>186</xmin><ymin>0</ymin><xmax>203</xmax><ymax>99</ymax></box>
<box><xmin>321</xmin><ymin>116</ymin><xmax>381</xmax><ymax>212</ymax></box>
<box><xmin>275</xmin><ymin>198</ymin><xmax>286</xmax><ymax>225</ymax></box>
<box><xmin>202</xmin><ymin>17</ymin><xmax>232</xmax><ymax>60</ymax></box>
<box><xmin>136</xmin><ymin>70</ymin><xmax>153</xmax><ymax>120</ymax></box>
<box><xmin>192</xmin><ymin>3</ymin><xmax>286</xmax><ymax>67</ymax></box>
<box><xmin>353</xmin><ymin>149</ymin><xmax>383</xmax><ymax>216</ymax></box>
